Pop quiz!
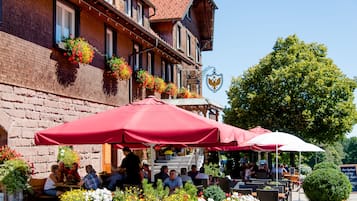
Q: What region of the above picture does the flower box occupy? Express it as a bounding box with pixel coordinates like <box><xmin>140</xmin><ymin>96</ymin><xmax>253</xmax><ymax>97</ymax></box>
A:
<box><xmin>154</xmin><ymin>77</ymin><xmax>166</xmax><ymax>94</ymax></box>
<box><xmin>62</xmin><ymin>37</ymin><xmax>94</xmax><ymax>64</ymax></box>
<box><xmin>106</xmin><ymin>56</ymin><xmax>132</xmax><ymax>80</ymax></box>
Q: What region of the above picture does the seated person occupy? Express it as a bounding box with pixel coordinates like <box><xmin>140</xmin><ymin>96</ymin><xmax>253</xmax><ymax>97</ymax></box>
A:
<box><xmin>141</xmin><ymin>164</ymin><xmax>152</xmax><ymax>182</ymax></box>
<box><xmin>179</xmin><ymin>168</ymin><xmax>192</xmax><ymax>185</ymax></box>
<box><xmin>106</xmin><ymin>166</ymin><xmax>124</xmax><ymax>191</ymax></box>
<box><xmin>164</xmin><ymin>169</ymin><xmax>183</xmax><ymax>194</ymax></box>
<box><xmin>154</xmin><ymin>165</ymin><xmax>169</xmax><ymax>186</ymax></box>
<box><xmin>195</xmin><ymin>167</ymin><xmax>209</xmax><ymax>187</ymax></box>
<box><xmin>79</xmin><ymin>165</ymin><xmax>101</xmax><ymax>190</ymax></box>
<box><xmin>188</xmin><ymin>165</ymin><xmax>199</xmax><ymax>185</ymax></box>
<box><xmin>67</xmin><ymin>162</ymin><xmax>81</xmax><ymax>184</ymax></box>
<box><xmin>44</xmin><ymin>164</ymin><xmax>64</xmax><ymax>196</ymax></box>
<box><xmin>58</xmin><ymin>161</ymin><xmax>69</xmax><ymax>182</ymax></box>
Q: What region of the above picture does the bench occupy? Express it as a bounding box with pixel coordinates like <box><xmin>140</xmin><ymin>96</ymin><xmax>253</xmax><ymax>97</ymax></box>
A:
<box><xmin>28</xmin><ymin>178</ymin><xmax>58</xmax><ymax>201</ymax></box>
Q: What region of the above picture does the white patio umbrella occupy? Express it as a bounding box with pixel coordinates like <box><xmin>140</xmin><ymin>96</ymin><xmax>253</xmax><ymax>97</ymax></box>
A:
<box><xmin>279</xmin><ymin>142</ymin><xmax>324</xmax><ymax>178</ymax></box>
<box><xmin>279</xmin><ymin>142</ymin><xmax>324</xmax><ymax>201</ymax></box>
<box><xmin>245</xmin><ymin>131</ymin><xmax>306</xmax><ymax>183</ymax></box>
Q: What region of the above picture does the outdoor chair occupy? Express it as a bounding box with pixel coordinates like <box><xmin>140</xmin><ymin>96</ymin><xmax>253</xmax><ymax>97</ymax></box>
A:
<box><xmin>232</xmin><ymin>188</ymin><xmax>253</xmax><ymax>195</ymax></box>
<box><xmin>255</xmin><ymin>171</ymin><xmax>269</xmax><ymax>179</ymax></box>
<box><xmin>256</xmin><ymin>189</ymin><xmax>279</xmax><ymax>201</ymax></box>
<box><xmin>218</xmin><ymin>177</ymin><xmax>231</xmax><ymax>193</ymax></box>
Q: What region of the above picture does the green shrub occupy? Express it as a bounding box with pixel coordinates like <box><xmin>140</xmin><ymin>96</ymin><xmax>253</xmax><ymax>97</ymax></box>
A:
<box><xmin>303</xmin><ymin>168</ymin><xmax>352</xmax><ymax>201</ymax></box>
<box><xmin>203</xmin><ymin>185</ymin><xmax>226</xmax><ymax>201</ymax></box>
<box><xmin>313</xmin><ymin>161</ymin><xmax>338</xmax><ymax>170</ymax></box>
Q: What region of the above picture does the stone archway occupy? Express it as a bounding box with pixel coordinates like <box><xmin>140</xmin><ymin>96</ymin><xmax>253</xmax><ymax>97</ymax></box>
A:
<box><xmin>0</xmin><ymin>110</ymin><xmax>13</xmax><ymax>146</ymax></box>
<box><xmin>0</xmin><ymin>126</ymin><xmax>7</xmax><ymax>146</ymax></box>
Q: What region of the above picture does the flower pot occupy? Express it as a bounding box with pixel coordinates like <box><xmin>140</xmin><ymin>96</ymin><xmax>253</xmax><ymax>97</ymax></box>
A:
<box><xmin>6</xmin><ymin>190</ymin><xmax>23</xmax><ymax>201</ymax></box>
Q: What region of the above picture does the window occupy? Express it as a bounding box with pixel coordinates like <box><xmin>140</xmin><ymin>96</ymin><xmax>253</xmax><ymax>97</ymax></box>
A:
<box><xmin>177</xmin><ymin>67</ymin><xmax>182</xmax><ymax>89</ymax></box>
<box><xmin>137</xmin><ymin>3</ymin><xmax>143</xmax><ymax>25</ymax></box>
<box><xmin>186</xmin><ymin>33</ymin><xmax>191</xmax><ymax>56</ymax></box>
<box><xmin>196</xmin><ymin>42</ymin><xmax>200</xmax><ymax>62</ymax></box>
<box><xmin>196</xmin><ymin>83</ymin><xmax>200</xmax><ymax>94</ymax></box>
<box><xmin>124</xmin><ymin>0</ymin><xmax>132</xmax><ymax>17</ymax></box>
<box><xmin>104</xmin><ymin>0</ymin><xmax>113</xmax><ymax>4</ymax></box>
<box><xmin>56</xmin><ymin>1</ymin><xmax>75</xmax><ymax>43</ymax></box>
<box><xmin>106</xmin><ymin>28</ymin><xmax>113</xmax><ymax>58</ymax></box>
<box><xmin>166</xmin><ymin>63</ymin><xmax>171</xmax><ymax>82</ymax></box>
<box><xmin>147</xmin><ymin>52</ymin><xmax>154</xmax><ymax>74</ymax></box>
<box><xmin>133</xmin><ymin>44</ymin><xmax>140</xmax><ymax>71</ymax></box>
<box><xmin>161</xmin><ymin>60</ymin><xmax>165</xmax><ymax>80</ymax></box>
<box><xmin>176</xmin><ymin>25</ymin><xmax>181</xmax><ymax>49</ymax></box>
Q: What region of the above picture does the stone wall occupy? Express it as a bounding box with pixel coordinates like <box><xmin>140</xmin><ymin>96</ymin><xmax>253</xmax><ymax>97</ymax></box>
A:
<box><xmin>0</xmin><ymin>83</ymin><xmax>114</xmax><ymax>177</ymax></box>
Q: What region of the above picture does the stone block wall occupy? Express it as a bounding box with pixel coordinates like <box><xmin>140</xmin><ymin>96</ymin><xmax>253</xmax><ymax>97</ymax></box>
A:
<box><xmin>0</xmin><ymin>83</ymin><xmax>114</xmax><ymax>177</ymax></box>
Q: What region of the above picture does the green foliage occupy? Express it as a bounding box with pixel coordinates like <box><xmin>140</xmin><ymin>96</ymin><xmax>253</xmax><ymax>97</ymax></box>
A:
<box><xmin>203</xmin><ymin>185</ymin><xmax>226</xmax><ymax>201</ymax></box>
<box><xmin>313</xmin><ymin>161</ymin><xmax>338</xmax><ymax>170</ymax></box>
<box><xmin>57</xmin><ymin>146</ymin><xmax>80</xmax><ymax>168</ymax></box>
<box><xmin>113</xmin><ymin>179</ymin><xmax>197</xmax><ymax>201</ymax></box>
<box><xmin>320</xmin><ymin>142</ymin><xmax>344</xmax><ymax>165</ymax></box>
<box><xmin>141</xmin><ymin>179</ymin><xmax>169</xmax><ymax>201</ymax></box>
<box><xmin>299</xmin><ymin>164</ymin><xmax>312</xmax><ymax>175</ymax></box>
<box><xmin>60</xmin><ymin>189</ymin><xmax>86</xmax><ymax>201</ymax></box>
<box><xmin>223</xmin><ymin>34</ymin><xmax>357</xmax><ymax>144</ymax></box>
<box><xmin>303</xmin><ymin>168</ymin><xmax>351</xmax><ymax>201</ymax></box>
<box><xmin>205</xmin><ymin>163</ymin><xmax>224</xmax><ymax>177</ymax></box>
<box><xmin>113</xmin><ymin>185</ymin><xmax>143</xmax><ymax>201</ymax></box>
<box><xmin>183</xmin><ymin>181</ymin><xmax>198</xmax><ymax>200</ymax></box>
<box><xmin>342</xmin><ymin>137</ymin><xmax>357</xmax><ymax>164</ymax></box>
<box><xmin>0</xmin><ymin>159</ymin><xmax>30</xmax><ymax>194</ymax></box>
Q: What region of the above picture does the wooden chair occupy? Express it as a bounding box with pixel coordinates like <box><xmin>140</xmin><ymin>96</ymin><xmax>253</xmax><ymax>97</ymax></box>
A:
<box><xmin>28</xmin><ymin>178</ymin><xmax>58</xmax><ymax>201</ymax></box>
<box><xmin>256</xmin><ymin>189</ymin><xmax>279</xmax><ymax>201</ymax></box>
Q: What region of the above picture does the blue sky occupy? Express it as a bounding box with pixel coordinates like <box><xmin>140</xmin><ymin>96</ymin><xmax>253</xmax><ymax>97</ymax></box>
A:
<box><xmin>202</xmin><ymin>0</ymin><xmax>357</xmax><ymax>137</ymax></box>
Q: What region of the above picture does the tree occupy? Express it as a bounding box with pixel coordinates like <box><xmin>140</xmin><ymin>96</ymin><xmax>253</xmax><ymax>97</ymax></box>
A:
<box><xmin>224</xmin><ymin>35</ymin><xmax>357</xmax><ymax>144</ymax></box>
<box><xmin>342</xmin><ymin>137</ymin><xmax>357</xmax><ymax>164</ymax></box>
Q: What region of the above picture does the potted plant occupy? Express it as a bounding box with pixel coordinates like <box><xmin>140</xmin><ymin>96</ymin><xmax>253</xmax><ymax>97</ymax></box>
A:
<box><xmin>106</xmin><ymin>56</ymin><xmax>133</xmax><ymax>80</ymax></box>
<box><xmin>154</xmin><ymin>77</ymin><xmax>166</xmax><ymax>94</ymax></box>
<box><xmin>0</xmin><ymin>146</ymin><xmax>31</xmax><ymax>201</ymax></box>
<box><xmin>165</xmin><ymin>83</ymin><xmax>178</xmax><ymax>97</ymax></box>
<box><xmin>57</xmin><ymin>146</ymin><xmax>80</xmax><ymax>169</ymax></box>
<box><xmin>62</xmin><ymin>37</ymin><xmax>95</xmax><ymax>64</ymax></box>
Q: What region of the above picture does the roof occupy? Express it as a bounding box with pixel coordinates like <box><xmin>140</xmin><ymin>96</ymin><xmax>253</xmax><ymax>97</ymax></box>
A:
<box><xmin>164</xmin><ymin>98</ymin><xmax>223</xmax><ymax>110</ymax></box>
<box><xmin>149</xmin><ymin>0</ymin><xmax>192</xmax><ymax>21</ymax></box>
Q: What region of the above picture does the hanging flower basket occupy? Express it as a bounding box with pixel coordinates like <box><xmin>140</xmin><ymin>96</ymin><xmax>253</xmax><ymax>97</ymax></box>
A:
<box><xmin>165</xmin><ymin>83</ymin><xmax>178</xmax><ymax>96</ymax></box>
<box><xmin>63</xmin><ymin>37</ymin><xmax>94</xmax><ymax>64</ymax></box>
<box><xmin>177</xmin><ymin>87</ymin><xmax>191</xmax><ymax>98</ymax></box>
<box><xmin>107</xmin><ymin>56</ymin><xmax>133</xmax><ymax>80</ymax></box>
<box><xmin>154</xmin><ymin>77</ymin><xmax>166</xmax><ymax>94</ymax></box>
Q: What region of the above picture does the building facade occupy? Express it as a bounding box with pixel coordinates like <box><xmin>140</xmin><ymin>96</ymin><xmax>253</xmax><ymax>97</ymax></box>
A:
<box><xmin>0</xmin><ymin>0</ymin><xmax>216</xmax><ymax>177</ymax></box>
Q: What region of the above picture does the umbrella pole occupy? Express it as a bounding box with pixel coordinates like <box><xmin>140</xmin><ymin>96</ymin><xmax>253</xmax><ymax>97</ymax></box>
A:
<box><xmin>150</xmin><ymin>144</ymin><xmax>155</xmax><ymax>183</ymax></box>
<box><xmin>276</xmin><ymin>143</ymin><xmax>278</xmax><ymax>185</ymax></box>
<box><xmin>298</xmin><ymin>151</ymin><xmax>301</xmax><ymax>201</ymax></box>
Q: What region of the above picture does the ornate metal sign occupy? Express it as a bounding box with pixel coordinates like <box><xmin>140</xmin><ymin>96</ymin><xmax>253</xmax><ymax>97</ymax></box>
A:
<box><xmin>206</xmin><ymin>68</ymin><xmax>223</xmax><ymax>93</ymax></box>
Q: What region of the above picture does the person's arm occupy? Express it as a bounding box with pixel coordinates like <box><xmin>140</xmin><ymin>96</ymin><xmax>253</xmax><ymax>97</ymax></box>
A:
<box><xmin>49</xmin><ymin>173</ymin><xmax>60</xmax><ymax>184</ymax></box>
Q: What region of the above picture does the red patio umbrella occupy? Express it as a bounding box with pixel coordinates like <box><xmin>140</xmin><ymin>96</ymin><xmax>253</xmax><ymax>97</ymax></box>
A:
<box><xmin>35</xmin><ymin>97</ymin><xmax>226</xmax><ymax>145</ymax></box>
<box><xmin>208</xmin><ymin>126</ymin><xmax>272</xmax><ymax>151</ymax></box>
